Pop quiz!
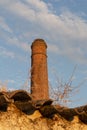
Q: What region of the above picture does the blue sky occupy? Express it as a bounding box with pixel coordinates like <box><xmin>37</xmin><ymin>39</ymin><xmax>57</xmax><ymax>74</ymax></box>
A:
<box><xmin>0</xmin><ymin>0</ymin><xmax>87</xmax><ymax>107</ymax></box>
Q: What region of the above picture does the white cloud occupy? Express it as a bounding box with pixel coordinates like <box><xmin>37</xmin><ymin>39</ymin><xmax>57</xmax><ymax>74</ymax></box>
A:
<box><xmin>7</xmin><ymin>37</ymin><xmax>30</xmax><ymax>52</ymax></box>
<box><xmin>0</xmin><ymin>16</ymin><xmax>12</xmax><ymax>33</ymax></box>
<box><xmin>59</xmin><ymin>11</ymin><xmax>87</xmax><ymax>40</ymax></box>
<box><xmin>48</xmin><ymin>44</ymin><xmax>61</xmax><ymax>54</ymax></box>
<box><xmin>6</xmin><ymin>79</ymin><xmax>15</xmax><ymax>84</ymax></box>
<box><xmin>25</xmin><ymin>0</ymin><xmax>49</xmax><ymax>13</ymax></box>
<box><xmin>1</xmin><ymin>0</ymin><xmax>87</xmax><ymax>41</ymax></box>
<box><xmin>0</xmin><ymin>46</ymin><xmax>27</xmax><ymax>62</ymax></box>
<box><xmin>0</xmin><ymin>46</ymin><xmax>15</xmax><ymax>59</ymax></box>
<box><xmin>0</xmin><ymin>0</ymin><xmax>87</xmax><ymax>64</ymax></box>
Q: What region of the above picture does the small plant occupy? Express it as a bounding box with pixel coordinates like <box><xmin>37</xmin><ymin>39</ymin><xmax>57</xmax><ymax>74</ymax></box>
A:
<box><xmin>49</xmin><ymin>65</ymin><xmax>84</xmax><ymax>106</ymax></box>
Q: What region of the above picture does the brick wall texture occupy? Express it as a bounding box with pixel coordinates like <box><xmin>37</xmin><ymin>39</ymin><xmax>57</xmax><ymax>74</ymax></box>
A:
<box><xmin>31</xmin><ymin>39</ymin><xmax>49</xmax><ymax>100</ymax></box>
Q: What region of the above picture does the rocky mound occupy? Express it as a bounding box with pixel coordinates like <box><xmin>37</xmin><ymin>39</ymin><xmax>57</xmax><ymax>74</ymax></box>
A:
<box><xmin>0</xmin><ymin>90</ymin><xmax>87</xmax><ymax>130</ymax></box>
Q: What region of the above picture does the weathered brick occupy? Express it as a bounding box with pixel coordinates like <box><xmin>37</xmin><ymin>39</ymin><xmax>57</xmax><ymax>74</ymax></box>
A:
<box><xmin>31</xmin><ymin>39</ymin><xmax>49</xmax><ymax>100</ymax></box>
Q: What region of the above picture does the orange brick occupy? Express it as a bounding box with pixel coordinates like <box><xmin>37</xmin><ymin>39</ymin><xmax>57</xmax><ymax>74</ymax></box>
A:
<box><xmin>31</xmin><ymin>39</ymin><xmax>49</xmax><ymax>100</ymax></box>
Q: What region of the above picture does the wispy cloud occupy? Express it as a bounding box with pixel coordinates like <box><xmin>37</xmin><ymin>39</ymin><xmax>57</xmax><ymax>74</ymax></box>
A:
<box><xmin>1</xmin><ymin>0</ymin><xmax>87</xmax><ymax>40</ymax></box>
<box><xmin>0</xmin><ymin>46</ymin><xmax>28</xmax><ymax>62</ymax></box>
<box><xmin>7</xmin><ymin>37</ymin><xmax>30</xmax><ymax>52</ymax></box>
<box><xmin>0</xmin><ymin>46</ymin><xmax>15</xmax><ymax>59</ymax></box>
<box><xmin>0</xmin><ymin>0</ymin><xmax>87</xmax><ymax>64</ymax></box>
<box><xmin>48</xmin><ymin>44</ymin><xmax>61</xmax><ymax>54</ymax></box>
<box><xmin>0</xmin><ymin>16</ymin><xmax>12</xmax><ymax>33</ymax></box>
<box><xmin>6</xmin><ymin>79</ymin><xmax>15</xmax><ymax>84</ymax></box>
<box><xmin>25</xmin><ymin>0</ymin><xmax>49</xmax><ymax>13</ymax></box>
<box><xmin>2</xmin><ymin>0</ymin><xmax>86</xmax><ymax>41</ymax></box>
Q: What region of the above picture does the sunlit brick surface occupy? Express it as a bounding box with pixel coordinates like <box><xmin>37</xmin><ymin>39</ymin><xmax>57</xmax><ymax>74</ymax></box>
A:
<box><xmin>31</xmin><ymin>39</ymin><xmax>49</xmax><ymax>100</ymax></box>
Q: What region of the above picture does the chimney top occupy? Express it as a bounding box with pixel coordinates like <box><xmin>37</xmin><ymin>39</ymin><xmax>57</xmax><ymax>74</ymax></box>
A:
<box><xmin>31</xmin><ymin>39</ymin><xmax>47</xmax><ymax>48</ymax></box>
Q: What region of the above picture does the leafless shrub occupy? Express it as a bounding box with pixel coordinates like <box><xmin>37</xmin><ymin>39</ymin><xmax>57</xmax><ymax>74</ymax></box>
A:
<box><xmin>49</xmin><ymin>65</ymin><xmax>85</xmax><ymax>106</ymax></box>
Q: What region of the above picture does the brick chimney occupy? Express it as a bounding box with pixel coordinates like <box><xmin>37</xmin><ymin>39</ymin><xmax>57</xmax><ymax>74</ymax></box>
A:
<box><xmin>31</xmin><ymin>39</ymin><xmax>49</xmax><ymax>100</ymax></box>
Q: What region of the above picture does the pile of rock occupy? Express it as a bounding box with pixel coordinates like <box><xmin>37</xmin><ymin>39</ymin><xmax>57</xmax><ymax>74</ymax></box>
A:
<box><xmin>0</xmin><ymin>90</ymin><xmax>87</xmax><ymax>124</ymax></box>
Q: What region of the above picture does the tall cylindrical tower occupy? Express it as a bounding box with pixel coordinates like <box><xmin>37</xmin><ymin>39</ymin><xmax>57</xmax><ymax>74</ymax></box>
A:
<box><xmin>31</xmin><ymin>39</ymin><xmax>49</xmax><ymax>100</ymax></box>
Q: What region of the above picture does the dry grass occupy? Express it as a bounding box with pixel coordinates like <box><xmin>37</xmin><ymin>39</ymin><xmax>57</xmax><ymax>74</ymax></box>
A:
<box><xmin>0</xmin><ymin>81</ymin><xmax>8</xmax><ymax>92</ymax></box>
